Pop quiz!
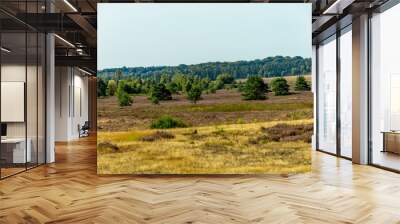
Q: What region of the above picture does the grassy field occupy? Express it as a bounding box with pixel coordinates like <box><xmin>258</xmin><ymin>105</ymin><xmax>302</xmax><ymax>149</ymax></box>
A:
<box><xmin>97</xmin><ymin>75</ymin><xmax>313</xmax><ymax>174</ymax></box>
<box><xmin>98</xmin><ymin>119</ymin><xmax>312</xmax><ymax>174</ymax></box>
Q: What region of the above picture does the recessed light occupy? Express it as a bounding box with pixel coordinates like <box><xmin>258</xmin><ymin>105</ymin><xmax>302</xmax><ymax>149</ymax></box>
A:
<box><xmin>1</xmin><ymin>47</ymin><xmax>11</xmax><ymax>53</ymax></box>
<box><xmin>54</xmin><ymin>34</ymin><xmax>75</xmax><ymax>48</ymax></box>
<box><xmin>63</xmin><ymin>0</ymin><xmax>78</xmax><ymax>12</ymax></box>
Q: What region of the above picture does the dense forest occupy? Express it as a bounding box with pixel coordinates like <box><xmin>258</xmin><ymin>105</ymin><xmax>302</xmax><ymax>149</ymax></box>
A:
<box><xmin>98</xmin><ymin>56</ymin><xmax>311</xmax><ymax>80</ymax></box>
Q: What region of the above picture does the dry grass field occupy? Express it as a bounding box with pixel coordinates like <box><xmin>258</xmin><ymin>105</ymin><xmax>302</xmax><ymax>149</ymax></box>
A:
<box><xmin>97</xmin><ymin>75</ymin><xmax>313</xmax><ymax>174</ymax></box>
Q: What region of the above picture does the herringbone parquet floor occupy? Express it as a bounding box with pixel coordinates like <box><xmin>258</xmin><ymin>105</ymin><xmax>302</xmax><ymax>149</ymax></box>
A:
<box><xmin>1</xmin><ymin>135</ymin><xmax>400</xmax><ymax>224</ymax></box>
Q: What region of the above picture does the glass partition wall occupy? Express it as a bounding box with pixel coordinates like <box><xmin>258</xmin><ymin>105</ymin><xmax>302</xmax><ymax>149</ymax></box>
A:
<box><xmin>0</xmin><ymin>3</ymin><xmax>46</xmax><ymax>179</ymax></box>
<box><xmin>316</xmin><ymin>26</ymin><xmax>352</xmax><ymax>159</ymax></box>
<box><xmin>317</xmin><ymin>35</ymin><xmax>337</xmax><ymax>155</ymax></box>
<box><xmin>339</xmin><ymin>27</ymin><xmax>352</xmax><ymax>159</ymax></box>
<box><xmin>370</xmin><ymin>3</ymin><xmax>400</xmax><ymax>171</ymax></box>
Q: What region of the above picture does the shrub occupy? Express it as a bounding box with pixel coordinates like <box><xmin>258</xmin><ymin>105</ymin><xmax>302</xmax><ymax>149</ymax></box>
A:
<box><xmin>260</xmin><ymin>123</ymin><xmax>313</xmax><ymax>142</ymax></box>
<box><xmin>166</xmin><ymin>82</ymin><xmax>179</xmax><ymax>94</ymax></box>
<box><xmin>216</xmin><ymin>73</ymin><xmax>235</xmax><ymax>85</ymax></box>
<box><xmin>187</xmin><ymin>85</ymin><xmax>202</xmax><ymax>103</ymax></box>
<box><xmin>148</xmin><ymin>83</ymin><xmax>172</xmax><ymax>104</ymax></box>
<box><xmin>117</xmin><ymin>91</ymin><xmax>133</xmax><ymax>106</ymax></box>
<box><xmin>241</xmin><ymin>76</ymin><xmax>268</xmax><ymax>100</ymax></box>
<box><xmin>271</xmin><ymin>77</ymin><xmax>290</xmax><ymax>96</ymax></box>
<box><xmin>140</xmin><ymin>131</ymin><xmax>175</xmax><ymax>142</ymax></box>
<box><xmin>106</xmin><ymin>80</ymin><xmax>117</xmax><ymax>96</ymax></box>
<box><xmin>97</xmin><ymin>79</ymin><xmax>107</xmax><ymax>97</ymax></box>
<box><xmin>116</xmin><ymin>81</ymin><xmax>133</xmax><ymax>106</ymax></box>
<box><xmin>294</xmin><ymin>76</ymin><xmax>311</xmax><ymax>91</ymax></box>
<box><xmin>150</xmin><ymin>116</ymin><xmax>187</xmax><ymax>129</ymax></box>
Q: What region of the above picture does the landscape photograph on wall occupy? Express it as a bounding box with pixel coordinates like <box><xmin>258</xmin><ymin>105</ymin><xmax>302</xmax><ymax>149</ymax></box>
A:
<box><xmin>97</xmin><ymin>3</ymin><xmax>312</xmax><ymax>174</ymax></box>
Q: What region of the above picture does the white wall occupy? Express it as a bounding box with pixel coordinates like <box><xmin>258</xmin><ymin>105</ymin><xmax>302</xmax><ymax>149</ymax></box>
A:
<box><xmin>55</xmin><ymin>67</ymin><xmax>89</xmax><ymax>141</ymax></box>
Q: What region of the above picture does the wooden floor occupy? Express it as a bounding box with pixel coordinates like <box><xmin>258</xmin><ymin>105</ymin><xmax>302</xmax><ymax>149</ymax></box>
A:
<box><xmin>1</xmin><ymin>136</ymin><xmax>400</xmax><ymax>223</ymax></box>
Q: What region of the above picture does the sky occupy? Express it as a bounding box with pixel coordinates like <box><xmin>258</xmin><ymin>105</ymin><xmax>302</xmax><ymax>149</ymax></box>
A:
<box><xmin>98</xmin><ymin>3</ymin><xmax>311</xmax><ymax>70</ymax></box>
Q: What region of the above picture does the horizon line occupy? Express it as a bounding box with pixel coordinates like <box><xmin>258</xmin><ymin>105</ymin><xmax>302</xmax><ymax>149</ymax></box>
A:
<box><xmin>98</xmin><ymin>55</ymin><xmax>311</xmax><ymax>71</ymax></box>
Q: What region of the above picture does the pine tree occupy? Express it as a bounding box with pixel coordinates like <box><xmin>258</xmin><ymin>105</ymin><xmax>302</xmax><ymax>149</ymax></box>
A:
<box><xmin>187</xmin><ymin>85</ymin><xmax>202</xmax><ymax>104</ymax></box>
<box><xmin>241</xmin><ymin>76</ymin><xmax>268</xmax><ymax>100</ymax></box>
<box><xmin>271</xmin><ymin>77</ymin><xmax>290</xmax><ymax>96</ymax></box>
<box><xmin>294</xmin><ymin>76</ymin><xmax>311</xmax><ymax>91</ymax></box>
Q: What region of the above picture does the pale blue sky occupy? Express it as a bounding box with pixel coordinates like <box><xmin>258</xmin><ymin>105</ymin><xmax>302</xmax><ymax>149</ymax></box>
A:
<box><xmin>98</xmin><ymin>3</ymin><xmax>311</xmax><ymax>70</ymax></box>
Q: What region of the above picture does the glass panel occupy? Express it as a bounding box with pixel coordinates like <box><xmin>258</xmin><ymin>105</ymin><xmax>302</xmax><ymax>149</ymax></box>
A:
<box><xmin>27</xmin><ymin>31</ymin><xmax>38</xmax><ymax>169</ymax></box>
<box><xmin>38</xmin><ymin>32</ymin><xmax>45</xmax><ymax>165</ymax></box>
<box><xmin>317</xmin><ymin>36</ymin><xmax>337</xmax><ymax>154</ymax></box>
<box><xmin>371</xmin><ymin>5</ymin><xmax>400</xmax><ymax>171</ymax></box>
<box><xmin>26</xmin><ymin>0</ymin><xmax>39</xmax><ymax>169</ymax></box>
<box><xmin>339</xmin><ymin>29</ymin><xmax>352</xmax><ymax>158</ymax></box>
<box><xmin>1</xmin><ymin>31</ymin><xmax>27</xmax><ymax>177</ymax></box>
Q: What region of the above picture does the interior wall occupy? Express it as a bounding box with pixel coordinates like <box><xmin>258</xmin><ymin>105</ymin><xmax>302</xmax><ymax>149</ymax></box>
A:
<box><xmin>55</xmin><ymin>67</ymin><xmax>89</xmax><ymax>141</ymax></box>
<box><xmin>1</xmin><ymin>64</ymin><xmax>27</xmax><ymax>138</ymax></box>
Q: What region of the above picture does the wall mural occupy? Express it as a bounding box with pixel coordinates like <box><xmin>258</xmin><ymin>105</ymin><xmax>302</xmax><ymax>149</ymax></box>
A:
<box><xmin>96</xmin><ymin>3</ymin><xmax>313</xmax><ymax>174</ymax></box>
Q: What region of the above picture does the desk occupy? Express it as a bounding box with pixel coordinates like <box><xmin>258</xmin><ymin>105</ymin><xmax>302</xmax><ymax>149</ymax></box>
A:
<box><xmin>382</xmin><ymin>131</ymin><xmax>400</xmax><ymax>155</ymax></box>
<box><xmin>1</xmin><ymin>138</ymin><xmax>31</xmax><ymax>163</ymax></box>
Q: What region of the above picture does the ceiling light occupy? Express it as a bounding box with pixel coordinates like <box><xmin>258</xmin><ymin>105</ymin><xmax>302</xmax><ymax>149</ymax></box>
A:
<box><xmin>78</xmin><ymin>67</ymin><xmax>93</xmax><ymax>76</ymax></box>
<box><xmin>54</xmin><ymin>34</ymin><xmax>75</xmax><ymax>48</ymax></box>
<box><xmin>1</xmin><ymin>47</ymin><xmax>11</xmax><ymax>53</ymax></box>
<box><xmin>323</xmin><ymin>0</ymin><xmax>354</xmax><ymax>15</ymax></box>
<box><xmin>63</xmin><ymin>0</ymin><xmax>78</xmax><ymax>12</ymax></box>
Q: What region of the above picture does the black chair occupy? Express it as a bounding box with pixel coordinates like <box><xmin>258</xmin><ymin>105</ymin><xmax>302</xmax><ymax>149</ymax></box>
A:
<box><xmin>79</xmin><ymin>121</ymin><xmax>90</xmax><ymax>138</ymax></box>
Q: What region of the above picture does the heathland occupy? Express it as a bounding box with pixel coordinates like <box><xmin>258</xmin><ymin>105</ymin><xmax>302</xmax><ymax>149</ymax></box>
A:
<box><xmin>97</xmin><ymin>74</ymin><xmax>313</xmax><ymax>174</ymax></box>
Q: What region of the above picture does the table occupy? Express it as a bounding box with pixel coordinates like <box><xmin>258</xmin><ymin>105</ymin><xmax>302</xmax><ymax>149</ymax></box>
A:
<box><xmin>381</xmin><ymin>131</ymin><xmax>400</xmax><ymax>154</ymax></box>
<box><xmin>1</xmin><ymin>138</ymin><xmax>31</xmax><ymax>164</ymax></box>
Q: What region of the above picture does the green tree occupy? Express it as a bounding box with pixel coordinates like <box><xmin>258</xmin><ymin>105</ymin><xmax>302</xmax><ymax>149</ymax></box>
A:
<box><xmin>241</xmin><ymin>76</ymin><xmax>268</xmax><ymax>100</ymax></box>
<box><xmin>294</xmin><ymin>76</ymin><xmax>311</xmax><ymax>91</ymax></box>
<box><xmin>216</xmin><ymin>73</ymin><xmax>235</xmax><ymax>85</ymax></box>
<box><xmin>271</xmin><ymin>77</ymin><xmax>290</xmax><ymax>96</ymax></box>
<box><xmin>171</xmin><ymin>73</ymin><xmax>186</xmax><ymax>91</ymax></box>
<box><xmin>106</xmin><ymin>80</ymin><xmax>117</xmax><ymax>96</ymax></box>
<box><xmin>113</xmin><ymin>69</ymin><xmax>123</xmax><ymax>82</ymax></box>
<box><xmin>117</xmin><ymin>91</ymin><xmax>133</xmax><ymax>106</ymax></box>
<box><xmin>116</xmin><ymin>80</ymin><xmax>133</xmax><ymax>106</ymax></box>
<box><xmin>166</xmin><ymin>82</ymin><xmax>179</xmax><ymax>94</ymax></box>
<box><xmin>97</xmin><ymin>78</ymin><xmax>107</xmax><ymax>97</ymax></box>
<box><xmin>148</xmin><ymin>83</ymin><xmax>172</xmax><ymax>104</ymax></box>
<box><xmin>187</xmin><ymin>85</ymin><xmax>202</xmax><ymax>104</ymax></box>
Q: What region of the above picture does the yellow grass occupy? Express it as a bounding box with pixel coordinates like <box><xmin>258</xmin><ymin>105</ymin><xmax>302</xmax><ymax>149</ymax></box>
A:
<box><xmin>97</xmin><ymin>119</ymin><xmax>312</xmax><ymax>174</ymax></box>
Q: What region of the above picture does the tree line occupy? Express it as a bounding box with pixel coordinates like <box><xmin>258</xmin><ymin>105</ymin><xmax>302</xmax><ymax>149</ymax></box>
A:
<box><xmin>97</xmin><ymin>72</ymin><xmax>311</xmax><ymax>107</ymax></box>
<box><xmin>98</xmin><ymin>56</ymin><xmax>311</xmax><ymax>81</ymax></box>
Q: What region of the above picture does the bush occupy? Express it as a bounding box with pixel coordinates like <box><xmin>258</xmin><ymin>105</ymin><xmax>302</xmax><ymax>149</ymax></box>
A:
<box><xmin>118</xmin><ymin>92</ymin><xmax>133</xmax><ymax>106</ymax></box>
<box><xmin>150</xmin><ymin>116</ymin><xmax>187</xmax><ymax>129</ymax></box>
<box><xmin>148</xmin><ymin>83</ymin><xmax>172</xmax><ymax>104</ymax></box>
<box><xmin>216</xmin><ymin>73</ymin><xmax>235</xmax><ymax>85</ymax></box>
<box><xmin>140</xmin><ymin>131</ymin><xmax>175</xmax><ymax>142</ymax></box>
<box><xmin>271</xmin><ymin>77</ymin><xmax>290</xmax><ymax>96</ymax></box>
<box><xmin>260</xmin><ymin>123</ymin><xmax>313</xmax><ymax>143</ymax></box>
<box><xmin>187</xmin><ymin>85</ymin><xmax>202</xmax><ymax>103</ymax></box>
<box><xmin>116</xmin><ymin>81</ymin><xmax>133</xmax><ymax>106</ymax></box>
<box><xmin>241</xmin><ymin>76</ymin><xmax>268</xmax><ymax>100</ymax></box>
<box><xmin>294</xmin><ymin>76</ymin><xmax>311</xmax><ymax>91</ymax></box>
<box><xmin>106</xmin><ymin>80</ymin><xmax>117</xmax><ymax>96</ymax></box>
<box><xmin>97</xmin><ymin>79</ymin><xmax>107</xmax><ymax>97</ymax></box>
<box><xmin>166</xmin><ymin>82</ymin><xmax>179</xmax><ymax>94</ymax></box>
